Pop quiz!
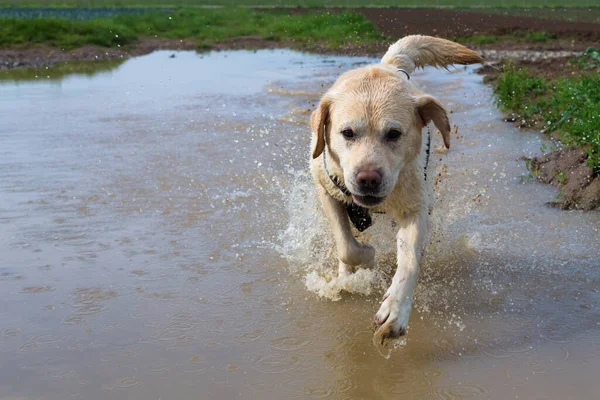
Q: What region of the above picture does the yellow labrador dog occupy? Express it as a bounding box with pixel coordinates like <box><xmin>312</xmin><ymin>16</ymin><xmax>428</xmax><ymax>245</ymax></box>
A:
<box><xmin>309</xmin><ymin>35</ymin><xmax>482</xmax><ymax>340</ymax></box>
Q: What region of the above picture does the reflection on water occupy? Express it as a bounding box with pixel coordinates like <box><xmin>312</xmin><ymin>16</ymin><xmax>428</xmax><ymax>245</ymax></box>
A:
<box><xmin>0</xmin><ymin>49</ymin><xmax>599</xmax><ymax>400</ymax></box>
<box><xmin>0</xmin><ymin>58</ymin><xmax>126</xmax><ymax>82</ymax></box>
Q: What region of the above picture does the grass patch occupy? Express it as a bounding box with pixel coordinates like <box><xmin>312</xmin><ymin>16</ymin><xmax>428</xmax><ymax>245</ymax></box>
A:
<box><xmin>554</xmin><ymin>171</ymin><xmax>568</xmax><ymax>184</ymax></box>
<box><xmin>494</xmin><ymin>63</ymin><xmax>547</xmax><ymax>118</ymax></box>
<box><xmin>455</xmin><ymin>34</ymin><xmax>499</xmax><ymax>45</ymax></box>
<box><xmin>526</xmin><ymin>31</ymin><xmax>558</xmax><ymax>42</ymax></box>
<box><xmin>195</xmin><ymin>41</ymin><xmax>212</xmax><ymax>51</ymax></box>
<box><xmin>0</xmin><ymin>8</ymin><xmax>382</xmax><ymax>49</ymax></box>
<box><xmin>494</xmin><ymin>59</ymin><xmax>600</xmax><ymax>168</ymax></box>
<box><xmin>455</xmin><ymin>31</ymin><xmax>558</xmax><ymax>45</ymax></box>
<box><xmin>571</xmin><ymin>47</ymin><xmax>600</xmax><ymax>70</ymax></box>
<box><xmin>511</xmin><ymin>31</ymin><xmax>558</xmax><ymax>42</ymax></box>
<box><xmin>0</xmin><ymin>1</ymin><xmax>599</xmax><ymax>7</ymax></box>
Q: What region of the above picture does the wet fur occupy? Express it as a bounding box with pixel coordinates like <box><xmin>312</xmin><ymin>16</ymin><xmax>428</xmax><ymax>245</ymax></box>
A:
<box><xmin>309</xmin><ymin>36</ymin><xmax>482</xmax><ymax>340</ymax></box>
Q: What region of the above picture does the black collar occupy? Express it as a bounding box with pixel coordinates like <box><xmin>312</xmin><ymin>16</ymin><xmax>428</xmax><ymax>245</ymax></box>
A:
<box><xmin>323</xmin><ymin>145</ymin><xmax>351</xmax><ymax>197</ymax></box>
<box><xmin>322</xmin><ymin>143</ymin><xmax>372</xmax><ymax>232</ymax></box>
<box><xmin>397</xmin><ymin>69</ymin><xmax>411</xmax><ymax>80</ymax></box>
<box><xmin>423</xmin><ymin>126</ymin><xmax>431</xmax><ymax>181</ymax></box>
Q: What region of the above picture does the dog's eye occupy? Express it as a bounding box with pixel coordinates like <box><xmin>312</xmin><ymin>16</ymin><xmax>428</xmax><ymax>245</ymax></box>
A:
<box><xmin>386</xmin><ymin>129</ymin><xmax>402</xmax><ymax>141</ymax></box>
<box><xmin>341</xmin><ymin>129</ymin><xmax>355</xmax><ymax>140</ymax></box>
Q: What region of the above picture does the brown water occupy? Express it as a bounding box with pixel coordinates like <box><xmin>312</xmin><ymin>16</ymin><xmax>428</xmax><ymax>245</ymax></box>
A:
<box><xmin>1</xmin><ymin>50</ymin><xmax>599</xmax><ymax>400</ymax></box>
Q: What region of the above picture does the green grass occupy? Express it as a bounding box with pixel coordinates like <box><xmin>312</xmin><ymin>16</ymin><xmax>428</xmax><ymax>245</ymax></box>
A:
<box><xmin>571</xmin><ymin>47</ymin><xmax>600</xmax><ymax>70</ymax></box>
<box><xmin>494</xmin><ymin>63</ymin><xmax>547</xmax><ymax>118</ymax></box>
<box><xmin>456</xmin><ymin>34</ymin><xmax>500</xmax><ymax>45</ymax></box>
<box><xmin>515</xmin><ymin>31</ymin><xmax>558</xmax><ymax>42</ymax></box>
<box><xmin>0</xmin><ymin>8</ymin><xmax>382</xmax><ymax>49</ymax></box>
<box><xmin>495</xmin><ymin>59</ymin><xmax>600</xmax><ymax>168</ymax></box>
<box><xmin>456</xmin><ymin>31</ymin><xmax>559</xmax><ymax>45</ymax></box>
<box><xmin>0</xmin><ymin>1</ymin><xmax>599</xmax><ymax>7</ymax></box>
<box><xmin>554</xmin><ymin>170</ymin><xmax>567</xmax><ymax>184</ymax></box>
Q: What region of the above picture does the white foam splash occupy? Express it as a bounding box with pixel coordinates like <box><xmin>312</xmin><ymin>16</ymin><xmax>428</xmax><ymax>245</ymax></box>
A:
<box><xmin>277</xmin><ymin>170</ymin><xmax>325</xmax><ymax>264</ymax></box>
<box><xmin>277</xmin><ymin>169</ymin><xmax>390</xmax><ymax>301</ymax></box>
<box><xmin>305</xmin><ymin>268</ymin><xmax>385</xmax><ymax>301</ymax></box>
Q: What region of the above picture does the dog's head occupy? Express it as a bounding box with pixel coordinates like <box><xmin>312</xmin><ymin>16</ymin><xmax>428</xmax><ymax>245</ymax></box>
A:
<box><xmin>311</xmin><ymin>65</ymin><xmax>450</xmax><ymax>208</ymax></box>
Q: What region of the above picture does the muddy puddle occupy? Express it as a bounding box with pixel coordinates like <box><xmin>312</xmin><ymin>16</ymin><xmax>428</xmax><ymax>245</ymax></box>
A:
<box><xmin>1</xmin><ymin>49</ymin><xmax>599</xmax><ymax>399</ymax></box>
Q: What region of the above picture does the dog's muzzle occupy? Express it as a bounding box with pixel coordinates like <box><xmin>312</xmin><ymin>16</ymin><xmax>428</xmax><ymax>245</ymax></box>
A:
<box><xmin>352</xmin><ymin>194</ymin><xmax>385</xmax><ymax>207</ymax></box>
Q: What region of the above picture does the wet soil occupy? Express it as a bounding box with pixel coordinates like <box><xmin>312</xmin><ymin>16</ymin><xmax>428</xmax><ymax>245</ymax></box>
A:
<box><xmin>0</xmin><ymin>37</ymin><xmax>391</xmax><ymax>71</ymax></box>
<box><xmin>531</xmin><ymin>150</ymin><xmax>600</xmax><ymax>211</ymax></box>
<box><xmin>0</xmin><ymin>35</ymin><xmax>592</xmax><ymax>73</ymax></box>
<box><xmin>477</xmin><ymin>56</ymin><xmax>597</xmax><ymax>84</ymax></box>
<box><xmin>355</xmin><ymin>7</ymin><xmax>600</xmax><ymax>42</ymax></box>
<box><xmin>0</xmin><ymin>38</ymin><xmax>199</xmax><ymax>70</ymax></box>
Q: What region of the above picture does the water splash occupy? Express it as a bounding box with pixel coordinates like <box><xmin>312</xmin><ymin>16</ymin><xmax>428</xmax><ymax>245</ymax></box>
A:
<box><xmin>277</xmin><ymin>170</ymin><xmax>391</xmax><ymax>300</ymax></box>
<box><xmin>305</xmin><ymin>268</ymin><xmax>385</xmax><ymax>301</ymax></box>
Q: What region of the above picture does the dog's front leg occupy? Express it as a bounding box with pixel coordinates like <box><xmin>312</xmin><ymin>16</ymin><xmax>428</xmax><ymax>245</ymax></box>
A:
<box><xmin>374</xmin><ymin>210</ymin><xmax>427</xmax><ymax>339</ymax></box>
<box><xmin>317</xmin><ymin>186</ymin><xmax>375</xmax><ymax>276</ymax></box>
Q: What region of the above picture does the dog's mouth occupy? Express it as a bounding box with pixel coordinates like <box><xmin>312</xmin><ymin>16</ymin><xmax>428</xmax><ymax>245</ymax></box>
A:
<box><xmin>352</xmin><ymin>194</ymin><xmax>385</xmax><ymax>207</ymax></box>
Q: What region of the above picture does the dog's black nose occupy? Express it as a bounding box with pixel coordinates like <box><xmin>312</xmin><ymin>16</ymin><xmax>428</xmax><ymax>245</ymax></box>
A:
<box><xmin>356</xmin><ymin>169</ymin><xmax>382</xmax><ymax>191</ymax></box>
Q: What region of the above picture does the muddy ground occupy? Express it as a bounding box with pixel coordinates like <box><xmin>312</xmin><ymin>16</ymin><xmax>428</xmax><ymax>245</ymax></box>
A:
<box><xmin>0</xmin><ymin>37</ymin><xmax>392</xmax><ymax>70</ymax></box>
<box><xmin>531</xmin><ymin>150</ymin><xmax>600</xmax><ymax>210</ymax></box>
<box><xmin>1</xmin><ymin>7</ymin><xmax>598</xmax><ymax>210</ymax></box>
<box><xmin>361</xmin><ymin>7</ymin><xmax>600</xmax><ymax>42</ymax></box>
<box><xmin>293</xmin><ymin>7</ymin><xmax>600</xmax><ymax>43</ymax></box>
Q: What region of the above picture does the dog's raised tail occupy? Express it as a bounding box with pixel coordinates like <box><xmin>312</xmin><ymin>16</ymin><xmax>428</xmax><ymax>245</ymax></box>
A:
<box><xmin>381</xmin><ymin>35</ymin><xmax>482</xmax><ymax>73</ymax></box>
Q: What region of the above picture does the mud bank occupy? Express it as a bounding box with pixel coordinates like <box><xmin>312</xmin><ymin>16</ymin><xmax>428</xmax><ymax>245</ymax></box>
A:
<box><xmin>1</xmin><ymin>37</ymin><xmax>592</xmax><ymax>73</ymax></box>
<box><xmin>0</xmin><ymin>38</ymin><xmax>198</xmax><ymax>70</ymax></box>
<box><xmin>0</xmin><ymin>37</ymin><xmax>389</xmax><ymax>71</ymax></box>
<box><xmin>476</xmin><ymin>58</ymin><xmax>600</xmax><ymax>211</ymax></box>
<box><xmin>531</xmin><ymin>149</ymin><xmax>600</xmax><ymax>210</ymax></box>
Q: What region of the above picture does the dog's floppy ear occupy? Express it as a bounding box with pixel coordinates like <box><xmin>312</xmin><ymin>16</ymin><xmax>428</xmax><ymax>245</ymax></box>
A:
<box><xmin>310</xmin><ymin>97</ymin><xmax>331</xmax><ymax>159</ymax></box>
<box><xmin>415</xmin><ymin>94</ymin><xmax>451</xmax><ymax>149</ymax></box>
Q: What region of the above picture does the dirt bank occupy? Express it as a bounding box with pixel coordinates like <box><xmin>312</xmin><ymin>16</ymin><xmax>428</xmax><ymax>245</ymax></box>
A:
<box><xmin>0</xmin><ymin>38</ymin><xmax>197</xmax><ymax>70</ymax></box>
<box><xmin>0</xmin><ymin>37</ymin><xmax>592</xmax><ymax>72</ymax></box>
<box><xmin>531</xmin><ymin>150</ymin><xmax>600</xmax><ymax>210</ymax></box>
<box><xmin>476</xmin><ymin>57</ymin><xmax>599</xmax><ymax>211</ymax></box>
<box><xmin>0</xmin><ymin>37</ymin><xmax>392</xmax><ymax>71</ymax></box>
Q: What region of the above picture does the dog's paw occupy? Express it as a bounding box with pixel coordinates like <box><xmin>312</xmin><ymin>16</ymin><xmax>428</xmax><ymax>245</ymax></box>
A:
<box><xmin>339</xmin><ymin>242</ymin><xmax>375</xmax><ymax>268</ymax></box>
<box><xmin>373</xmin><ymin>292</ymin><xmax>411</xmax><ymax>342</ymax></box>
<box><xmin>338</xmin><ymin>261</ymin><xmax>354</xmax><ymax>277</ymax></box>
<box><xmin>358</xmin><ymin>243</ymin><xmax>375</xmax><ymax>268</ymax></box>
